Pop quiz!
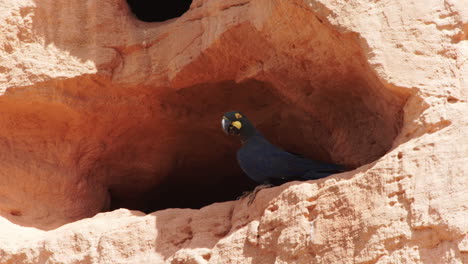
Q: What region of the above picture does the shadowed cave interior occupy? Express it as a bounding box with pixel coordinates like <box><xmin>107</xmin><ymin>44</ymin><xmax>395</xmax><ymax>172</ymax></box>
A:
<box><xmin>126</xmin><ymin>0</ymin><xmax>193</xmax><ymax>22</ymax></box>
<box><xmin>106</xmin><ymin>80</ymin><xmax>407</xmax><ymax>213</ymax></box>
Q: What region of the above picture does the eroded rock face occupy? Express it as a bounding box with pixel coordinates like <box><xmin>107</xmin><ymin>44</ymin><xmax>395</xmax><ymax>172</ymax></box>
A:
<box><xmin>0</xmin><ymin>0</ymin><xmax>467</xmax><ymax>263</ymax></box>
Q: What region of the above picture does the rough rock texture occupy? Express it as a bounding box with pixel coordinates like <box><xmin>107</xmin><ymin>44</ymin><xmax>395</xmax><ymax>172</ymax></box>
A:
<box><xmin>0</xmin><ymin>0</ymin><xmax>467</xmax><ymax>263</ymax></box>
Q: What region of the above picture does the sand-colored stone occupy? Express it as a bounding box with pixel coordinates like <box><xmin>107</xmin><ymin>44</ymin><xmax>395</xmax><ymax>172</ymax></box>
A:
<box><xmin>0</xmin><ymin>0</ymin><xmax>467</xmax><ymax>263</ymax></box>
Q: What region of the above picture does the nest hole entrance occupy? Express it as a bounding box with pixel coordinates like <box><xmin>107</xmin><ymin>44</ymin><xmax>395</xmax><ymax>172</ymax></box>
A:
<box><xmin>104</xmin><ymin>79</ymin><xmax>407</xmax><ymax>213</ymax></box>
<box><xmin>126</xmin><ymin>0</ymin><xmax>193</xmax><ymax>22</ymax></box>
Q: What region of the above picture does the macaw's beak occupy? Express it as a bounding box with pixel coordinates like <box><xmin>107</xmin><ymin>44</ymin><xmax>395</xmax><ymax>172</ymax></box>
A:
<box><xmin>222</xmin><ymin>117</ymin><xmax>242</xmax><ymax>135</ymax></box>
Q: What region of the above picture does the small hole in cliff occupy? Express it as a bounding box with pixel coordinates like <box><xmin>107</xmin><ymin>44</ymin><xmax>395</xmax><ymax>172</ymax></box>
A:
<box><xmin>397</xmin><ymin>152</ymin><xmax>403</xmax><ymax>159</ymax></box>
<box><xmin>316</xmin><ymin>16</ymin><xmax>324</xmax><ymax>24</ymax></box>
<box><xmin>446</xmin><ymin>96</ymin><xmax>458</xmax><ymax>103</ymax></box>
<box><xmin>126</xmin><ymin>0</ymin><xmax>192</xmax><ymax>22</ymax></box>
<box><xmin>10</xmin><ymin>210</ymin><xmax>22</xmax><ymax>216</ymax></box>
<box><xmin>267</xmin><ymin>204</ymin><xmax>279</xmax><ymax>212</ymax></box>
<box><xmin>202</xmin><ymin>253</ymin><xmax>211</xmax><ymax>261</ymax></box>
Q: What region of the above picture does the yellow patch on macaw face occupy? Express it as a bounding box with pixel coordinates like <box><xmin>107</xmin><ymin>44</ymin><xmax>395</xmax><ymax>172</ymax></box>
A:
<box><xmin>235</xmin><ymin>113</ymin><xmax>243</xmax><ymax>119</ymax></box>
<box><xmin>232</xmin><ymin>121</ymin><xmax>242</xmax><ymax>129</ymax></box>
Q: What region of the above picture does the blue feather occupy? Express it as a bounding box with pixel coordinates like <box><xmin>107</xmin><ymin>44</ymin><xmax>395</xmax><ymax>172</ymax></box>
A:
<box><xmin>237</xmin><ymin>132</ymin><xmax>343</xmax><ymax>184</ymax></box>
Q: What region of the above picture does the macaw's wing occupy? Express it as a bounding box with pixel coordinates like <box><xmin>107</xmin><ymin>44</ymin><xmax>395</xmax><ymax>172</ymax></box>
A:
<box><xmin>285</xmin><ymin>150</ymin><xmax>344</xmax><ymax>177</ymax></box>
<box><xmin>237</xmin><ymin>136</ymin><xmax>344</xmax><ymax>184</ymax></box>
<box><xmin>298</xmin><ymin>156</ymin><xmax>344</xmax><ymax>180</ymax></box>
<box><xmin>274</xmin><ymin>150</ymin><xmax>344</xmax><ymax>180</ymax></box>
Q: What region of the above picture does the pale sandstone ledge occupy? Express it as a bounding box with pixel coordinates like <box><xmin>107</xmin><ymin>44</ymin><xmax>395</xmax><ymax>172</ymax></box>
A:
<box><xmin>0</xmin><ymin>0</ymin><xmax>467</xmax><ymax>263</ymax></box>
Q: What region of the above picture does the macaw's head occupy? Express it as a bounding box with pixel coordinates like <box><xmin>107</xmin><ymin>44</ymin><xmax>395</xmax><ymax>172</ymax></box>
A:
<box><xmin>221</xmin><ymin>111</ymin><xmax>256</xmax><ymax>140</ymax></box>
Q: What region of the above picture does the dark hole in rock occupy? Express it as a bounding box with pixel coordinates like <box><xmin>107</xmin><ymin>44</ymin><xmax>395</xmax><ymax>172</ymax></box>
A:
<box><xmin>447</xmin><ymin>96</ymin><xmax>458</xmax><ymax>103</ymax></box>
<box><xmin>103</xmin><ymin>79</ymin><xmax>406</xmax><ymax>213</ymax></box>
<box><xmin>109</xmin><ymin>159</ymin><xmax>254</xmax><ymax>212</ymax></box>
<box><xmin>10</xmin><ymin>210</ymin><xmax>22</xmax><ymax>216</ymax></box>
<box><xmin>397</xmin><ymin>152</ymin><xmax>403</xmax><ymax>159</ymax></box>
<box><xmin>126</xmin><ymin>0</ymin><xmax>193</xmax><ymax>22</ymax></box>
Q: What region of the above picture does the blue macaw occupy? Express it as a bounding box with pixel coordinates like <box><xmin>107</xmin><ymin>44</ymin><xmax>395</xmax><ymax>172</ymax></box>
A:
<box><xmin>222</xmin><ymin>111</ymin><xmax>344</xmax><ymax>198</ymax></box>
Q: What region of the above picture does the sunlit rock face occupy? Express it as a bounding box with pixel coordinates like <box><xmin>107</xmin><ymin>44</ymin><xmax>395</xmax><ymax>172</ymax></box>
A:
<box><xmin>0</xmin><ymin>0</ymin><xmax>466</xmax><ymax>263</ymax></box>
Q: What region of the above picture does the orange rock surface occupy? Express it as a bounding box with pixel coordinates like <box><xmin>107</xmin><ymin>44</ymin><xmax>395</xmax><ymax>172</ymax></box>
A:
<box><xmin>0</xmin><ymin>0</ymin><xmax>466</xmax><ymax>263</ymax></box>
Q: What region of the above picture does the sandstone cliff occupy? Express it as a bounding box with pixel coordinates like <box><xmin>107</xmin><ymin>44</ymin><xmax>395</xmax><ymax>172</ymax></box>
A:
<box><xmin>0</xmin><ymin>0</ymin><xmax>466</xmax><ymax>263</ymax></box>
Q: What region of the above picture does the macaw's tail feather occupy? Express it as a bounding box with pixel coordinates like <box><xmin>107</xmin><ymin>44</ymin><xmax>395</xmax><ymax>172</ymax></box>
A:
<box><xmin>301</xmin><ymin>163</ymin><xmax>346</xmax><ymax>180</ymax></box>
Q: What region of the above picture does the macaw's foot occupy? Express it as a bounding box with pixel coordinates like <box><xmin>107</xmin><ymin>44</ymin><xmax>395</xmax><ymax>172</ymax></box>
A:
<box><xmin>238</xmin><ymin>184</ymin><xmax>273</xmax><ymax>205</ymax></box>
